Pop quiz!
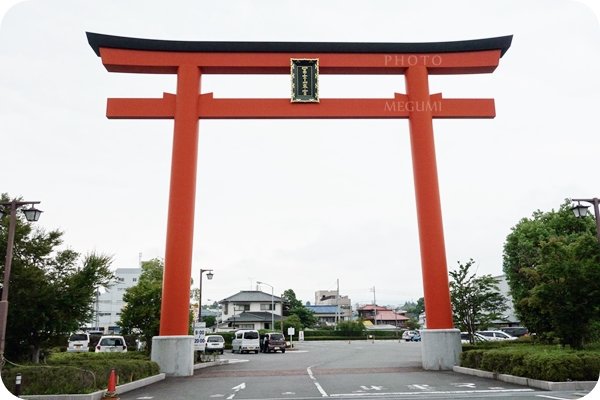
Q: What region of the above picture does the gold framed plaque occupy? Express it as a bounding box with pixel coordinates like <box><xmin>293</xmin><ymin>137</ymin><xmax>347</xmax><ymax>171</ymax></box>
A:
<box><xmin>291</xmin><ymin>58</ymin><xmax>319</xmax><ymax>103</ymax></box>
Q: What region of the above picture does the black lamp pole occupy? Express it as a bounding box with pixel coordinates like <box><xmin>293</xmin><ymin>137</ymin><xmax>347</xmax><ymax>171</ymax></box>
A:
<box><xmin>0</xmin><ymin>200</ymin><xmax>42</xmax><ymax>363</ymax></box>
<box><xmin>197</xmin><ymin>269</ymin><xmax>213</xmax><ymax>322</ymax></box>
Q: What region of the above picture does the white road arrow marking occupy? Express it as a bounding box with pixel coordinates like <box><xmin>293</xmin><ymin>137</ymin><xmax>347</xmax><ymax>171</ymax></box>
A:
<box><xmin>232</xmin><ymin>383</ymin><xmax>246</xmax><ymax>392</ymax></box>
<box><xmin>452</xmin><ymin>383</ymin><xmax>477</xmax><ymax>388</ymax></box>
<box><xmin>226</xmin><ymin>383</ymin><xmax>246</xmax><ymax>399</ymax></box>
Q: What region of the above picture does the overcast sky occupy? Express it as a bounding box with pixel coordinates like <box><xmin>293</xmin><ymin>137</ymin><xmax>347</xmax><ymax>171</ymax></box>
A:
<box><xmin>1</xmin><ymin>0</ymin><xmax>600</xmax><ymax>309</ymax></box>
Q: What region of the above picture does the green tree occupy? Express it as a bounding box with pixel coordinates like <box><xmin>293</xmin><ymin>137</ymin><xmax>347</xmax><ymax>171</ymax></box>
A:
<box><xmin>1</xmin><ymin>194</ymin><xmax>114</xmax><ymax>362</ymax></box>
<box><xmin>401</xmin><ymin>298</ymin><xmax>425</xmax><ymax>318</ymax></box>
<box><xmin>281</xmin><ymin>289</ymin><xmax>303</xmax><ymax>316</ymax></box>
<box><xmin>202</xmin><ymin>315</ymin><xmax>216</xmax><ymax>328</ymax></box>
<box><xmin>277</xmin><ymin>314</ymin><xmax>302</xmax><ymax>334</ymax></box>
<box><xmin>503</xmin><ymin>200</ymin><xmax>600</xmax><ymax>348</ymax></box>
<box><xmin>118</xmin><ymin>258</ymin><xmax>164</xmax><ymax>351</ymax></box>
<box><xmin>280</xmin><ymin>289</ymin><xmax>317</xmax><ymax>328</ymax></box>
<box><xmin>449</xmin><ymin>259</ymin><xmax>507</xmax><ymax>344</ymax></box>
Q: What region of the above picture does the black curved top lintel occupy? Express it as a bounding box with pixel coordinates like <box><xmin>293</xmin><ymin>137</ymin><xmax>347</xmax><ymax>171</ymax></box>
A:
<box><xmin>86</xmin><ymin>32</ymin><xmax>512</xmax><ymax>58</ymax></box>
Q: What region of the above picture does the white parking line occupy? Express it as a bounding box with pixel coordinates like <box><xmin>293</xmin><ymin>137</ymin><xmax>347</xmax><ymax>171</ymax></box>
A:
<box><xmin>536</xmin><ymin>395</ymin><xmax>571</xmax><ymax>400</ymax></box>
<box><xmin>307</xmin><ymin>365</ymin><xmax>329</xmax><ymax>397</ymax></box>
<box><xmin>329</xmin><ymin>388</ymin><xmax>535</xmax><ymax>397</ymax></box>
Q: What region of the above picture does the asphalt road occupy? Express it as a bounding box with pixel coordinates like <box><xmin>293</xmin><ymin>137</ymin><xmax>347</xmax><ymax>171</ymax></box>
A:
<box><xmin>119</xmin><ymin>340</ymin><xmax>597</xmax><ymax>400</ymax></box>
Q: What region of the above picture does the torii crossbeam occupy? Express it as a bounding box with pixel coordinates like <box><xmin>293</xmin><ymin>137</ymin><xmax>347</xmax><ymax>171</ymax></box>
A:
<box><xmin>88</xmin><ymin>32</ymin><xmax>511</xmax><ymax>374</ymax></box>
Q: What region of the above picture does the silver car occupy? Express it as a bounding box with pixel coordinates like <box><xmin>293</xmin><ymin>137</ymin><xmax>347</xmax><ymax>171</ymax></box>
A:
<box><xmin>476</xmin><ymin>330</ymin><xmax>518</xmax><ymax>341</ymax></box>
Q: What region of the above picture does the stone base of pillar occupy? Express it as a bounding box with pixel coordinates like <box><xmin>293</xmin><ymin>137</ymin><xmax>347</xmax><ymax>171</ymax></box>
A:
<box><xmin>420</xmin><ymin>328</ymin><xmax>461</xmax><ymax>370</ymax></box>
<box><xmin>151</xmin><ymin>335</ymin><xmax>194</xmax><ymax>376</ymax></box>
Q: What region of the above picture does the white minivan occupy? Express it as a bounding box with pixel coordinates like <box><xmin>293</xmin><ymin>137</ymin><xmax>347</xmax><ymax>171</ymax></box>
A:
<box><xmin>67</xmin><ymin>332</ymin><xmax>90</xmax><ymax>352</ymax></box>
<box><xmin>231</xmin><ymin>330</ymin><xmax>260</xmax><ymax>354</ymax></box>
<box><xmin>95</xmin><ymin>335</ymin><xmax>128</xmax><ymax>352</ymax></box>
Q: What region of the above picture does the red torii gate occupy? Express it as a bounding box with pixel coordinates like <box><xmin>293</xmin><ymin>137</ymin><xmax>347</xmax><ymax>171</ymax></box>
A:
<box><xmin>87</xmin><ymin>33</ymin><xmax>511</xmax><ymax>372</ymax></box>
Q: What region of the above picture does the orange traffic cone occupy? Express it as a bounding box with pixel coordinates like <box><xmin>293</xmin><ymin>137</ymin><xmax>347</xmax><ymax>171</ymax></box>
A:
<box><xmin>102</xmin><ymin>369</ymin><xmax>119</xmax><ymax>399</ymax></box>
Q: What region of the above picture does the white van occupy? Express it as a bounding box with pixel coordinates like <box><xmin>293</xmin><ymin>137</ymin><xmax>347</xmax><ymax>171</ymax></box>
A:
<box><xmin>67</xmin><ymin>332</ymin><xmax>90</xmax><ymax>352</ymax></box>
<box><xmin>95</xmin><ymin>335</ymin><xmax>128</xmax><ymax>352</ymax></box>
<box><xmin>231</xmin><ymin>330</ymin><xmax>260</xmax><ymax>354</ymax></box>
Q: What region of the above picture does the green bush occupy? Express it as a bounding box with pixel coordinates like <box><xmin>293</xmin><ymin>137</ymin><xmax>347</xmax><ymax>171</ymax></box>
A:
<box><xmin>1</xmin><ymin>353</ymin><xmax>159</xmax><ymax>395</ymax></box>
<box><xmin>460</xmin><ymin>343</ymin><xmax>600</xmax><ymax>382</ymax></box>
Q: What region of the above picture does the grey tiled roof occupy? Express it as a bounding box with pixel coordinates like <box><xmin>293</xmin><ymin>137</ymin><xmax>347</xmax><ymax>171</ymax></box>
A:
<box><xmin>224</xmin><ymin>311</ymin><xmax>282</xmax><ymax>322</ymax></box>
<box><xmin>219</xmin><ymin>290</ymin><xmax>282</xmax><ymax>303</ymax></box>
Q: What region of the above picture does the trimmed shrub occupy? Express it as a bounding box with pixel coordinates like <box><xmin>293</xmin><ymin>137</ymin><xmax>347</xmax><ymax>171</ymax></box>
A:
<box><xmin>1</xmin><ymin>353</ymin><xmax>159</xmax><ymax>395</ymax></box>
<box><xmin>460</xmin><ymin>343</ymin><xmax>600</xmax><ymax>382</ymax></box>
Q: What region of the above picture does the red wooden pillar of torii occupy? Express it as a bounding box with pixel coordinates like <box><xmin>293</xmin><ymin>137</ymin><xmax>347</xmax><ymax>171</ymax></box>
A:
<box><xmin>87</xmin><ymin>33</ymin><xmax>511</xmax><ymax>354</ymax></box>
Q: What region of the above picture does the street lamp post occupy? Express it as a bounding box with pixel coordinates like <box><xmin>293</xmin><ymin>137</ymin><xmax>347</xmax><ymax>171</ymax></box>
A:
<box><xmin>0</xmin><ymin>200</ymin><xmax>42</xmax><ymax>362</ymax></box>
<box><xmin>257</xmin><ymin>281</ymin><xmax>274</xmax><ymax>331</ymax></box>
<box><xmin>197</xmin><ymin>269</ymin><xmax>214</xmax><ymax>322</ymax></box>
<box><xmin>571</xmin><ymin>198</ymin><xmax>600</xmax><ymax>243</ymax></box>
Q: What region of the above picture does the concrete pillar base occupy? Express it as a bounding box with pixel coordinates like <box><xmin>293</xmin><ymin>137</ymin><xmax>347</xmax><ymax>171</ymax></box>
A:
<box><xmin>420</xmin><ymin>328</ymin><xmax>461</xmax><ymax>370</ymax></box>
<box><xmin>151</xmin><ymin>335</ymin><xmax>194</xmax><ymax>377</ymax></box>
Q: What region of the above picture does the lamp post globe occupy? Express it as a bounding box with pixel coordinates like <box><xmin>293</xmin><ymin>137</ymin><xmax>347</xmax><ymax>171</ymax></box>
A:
<box><xmin>572</xmin><ymin>198</ymin><xmax>600</xmax><ymax>243</ymax></box>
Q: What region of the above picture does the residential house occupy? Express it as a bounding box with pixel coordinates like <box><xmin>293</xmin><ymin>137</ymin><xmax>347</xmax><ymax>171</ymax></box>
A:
<box><xmin>218</xmin><ymin>290</ymin><xmax>283</xmax><ymax>331</ymax></box>
<box><xmin>305</xmin><ymin>305</ymin><xmax>351</xmax><ymax>326</ymax></box>
<box><xmin>357</xmin><ymin>304</ymin><xmax>409</xmax><ymax>328</ymax></box>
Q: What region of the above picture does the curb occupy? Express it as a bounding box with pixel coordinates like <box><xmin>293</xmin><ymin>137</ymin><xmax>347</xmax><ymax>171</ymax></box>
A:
<box><xmin>453</xmin><ymin>366</ymin><xmax>599</xmax><ymax>391</ymax></box>
<box><xmin>194</xmin><ymin>359</ymin><xmax>231</xmax><ymax>370</ymax></box>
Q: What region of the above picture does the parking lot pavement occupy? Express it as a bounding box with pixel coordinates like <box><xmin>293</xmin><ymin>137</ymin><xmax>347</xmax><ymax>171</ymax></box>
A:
<box><xmin>118</xmin><ymin>340</ymin><xmax>596</xmax><ymax>400</ymax></box>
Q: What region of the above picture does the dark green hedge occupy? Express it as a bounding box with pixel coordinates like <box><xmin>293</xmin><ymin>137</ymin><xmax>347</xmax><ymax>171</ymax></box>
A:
<box><xmin>303</xmin><ymin>329</ymin><xmax>401</xmax><ymax>338</ymax></box>
<box><xmin>1</xmin><ymin>352</ymin><xmax>159</xmax><ymax>395</ymax></box>
<box><xmin>461</xmin><ymin>345</ymin><xmax>600</xmax><ymax>382</ymax></box>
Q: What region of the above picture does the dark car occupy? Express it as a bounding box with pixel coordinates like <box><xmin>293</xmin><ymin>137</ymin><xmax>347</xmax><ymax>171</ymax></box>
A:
<box><xmin>500</xmin><ymin>326</ymin><xmax>529</xmax><ymax>337</ymax></box>
<box><xmin>260</xmin><ymin>332</ymin><xmax>286</xmax><ymax>353</ymax></box>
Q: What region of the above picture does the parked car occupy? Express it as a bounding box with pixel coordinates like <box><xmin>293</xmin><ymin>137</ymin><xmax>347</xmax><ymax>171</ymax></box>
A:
<box><xmin>476</xmin><ymin>330</ymin><xmax>518</xmax><ymax>341</ymax></box>
<box><xmin>401</xmin><ymin>330</ymin><xmax>419</xmax><ymax>342</ymax></box>
<box><xmin>95</xmin><ymin>335</ymin><xmax>128</xmax><ymax>352</ymax></box>
<box><xmin>67</xmin><ymin>332</ymin><xmax>90</xmax><ymax>352</ymax></box>
<box><xmin>500</xmin><ymin>326</ymin><xmax>529</xmax><ymax>337</ymax></box>
<box><xmin>409</xmin><ymin>331</ymin><xmax>421</xmax><ymax>342</ymax></box>
<box><xmin>460</xmin><ymin>332</ymin><xmax>489</xmax><ymax>344</ymax></box>
<box><xmin>232</xmin><ymin>330</ymin><xmax>260</xmax><ymax>354</ymax></box>
<box><xmin>260</xmin><ymin>332</ymin><xmax>286</xmax><ymax>353</ymax></box>
<box><xmin>204</xmin><ymin>335</ymin><xmax>225</xmax><ymax>354</ymax></box>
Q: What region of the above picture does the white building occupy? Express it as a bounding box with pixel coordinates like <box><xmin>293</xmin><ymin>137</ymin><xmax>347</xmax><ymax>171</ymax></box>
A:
<box><xmin>218</xmin><ymin>290</ymin><xmax>283</xmax><ymax>331</ymax></box>
<box><xmin>89</xmin><ymin>268</ymin><xmax>141</xmax><ymax>333</ymax></box>
<box><xmin>314</xmin><ymin>290</ymin><xmax>352</xmax><ymax>322</ymax></box>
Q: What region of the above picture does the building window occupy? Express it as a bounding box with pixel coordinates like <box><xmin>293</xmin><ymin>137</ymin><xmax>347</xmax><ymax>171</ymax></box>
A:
<box><xmin>234</xmin><ymin>304</ymin><xmax>250</xmax><ymax>312</ymax></box>
<box><xmin>260</xmin><ymin>304</ymin><xmax>273</xmax><ymax>310</ymax></box>
<box><xmin>239</xmin><ymin>324</ymin><xmax>254</xmax><ymax>329</ymax></box>
<box><xmin>132</xmin><ymin>278</ymin><xmax>137</xmax><ymax>282</ymax></box>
